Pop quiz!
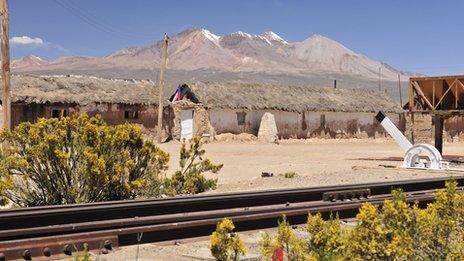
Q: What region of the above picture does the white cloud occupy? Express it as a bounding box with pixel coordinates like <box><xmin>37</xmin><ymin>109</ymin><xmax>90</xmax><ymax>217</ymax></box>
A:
<box><xmin>10</xmin><ymin>35</ymin><xmax>71</xmax><ymax>60</ymax></box>
<box><xmin>11</xmin><ymin>36</ymin><xmax>44</xmax><ymax>45</ymax></box>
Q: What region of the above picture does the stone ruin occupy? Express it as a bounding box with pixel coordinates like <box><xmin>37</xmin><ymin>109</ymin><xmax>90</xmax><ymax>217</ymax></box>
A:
<box><xmin>171</xmin><ymin>100</ymin><xmax>213</xmax><ymax>141</ymax></box>
<box><xmin>258</xmin><ymin>112</ymin><xmax>278</xmax><ymax>143</ymax></box>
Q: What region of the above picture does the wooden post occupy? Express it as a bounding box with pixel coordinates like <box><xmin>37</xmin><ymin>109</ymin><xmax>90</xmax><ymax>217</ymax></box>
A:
<box><xmin>408</xmin><ymin>81</ymin><xmax>414</xmax><ymax>111</ymax></box>
<box><xmin>156</xmin><ymin>33</ymin><xmax>169</xmax><ymax>143</ymax></box>
<box><xmin>0</xmin><ymin>0</ymin><xmax>10</xmax><ymax>130</ymax></box>
<box><xmin>432</xmin><ymin>81</ymin><xmax>435</xmax><ymax>108</ymax></box>
<box><xmin>434</xmin><ymin>115</ymin><xmax>443</xmax><ymax>154</ymax></box>
<box><xmin>378</xmin><ymin>67</ymin><xmax>381</xmax><ymax>91</ymax></box>
<box><xmin>455</xmin><ymin>81</ymin><xmax>458</xmax><ymax>109</ymax></box>
<box><xmin>398</xmin><ymin>74</ymin><xmax>402</xmax><ymax>107</ymax></box>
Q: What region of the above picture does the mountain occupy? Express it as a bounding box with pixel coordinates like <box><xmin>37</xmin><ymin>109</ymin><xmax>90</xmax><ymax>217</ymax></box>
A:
<box><xmin>11</xmin><ymin>55</ymin><xmax>49</xmax><ymax>69</ymax></box>
<box><xmin>13</xmin><ymin>28</ymin><xmax>415</xmax><ymax>89</ymax></box>
<box><xmin>292</xmin><ymin>34</ymin><xmax>403</xmax><ymax>79</ymax></box>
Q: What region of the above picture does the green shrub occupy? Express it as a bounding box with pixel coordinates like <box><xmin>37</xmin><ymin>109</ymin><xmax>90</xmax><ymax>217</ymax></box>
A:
<box><xmin>166</xmin><ymin>137</ymin><xmax>222</xmax><ymax>195</ymax></box>
<box><xmin>0</xmin><ymin>114</ymin><xmax>169</xmax><ymax>206</ymax></box>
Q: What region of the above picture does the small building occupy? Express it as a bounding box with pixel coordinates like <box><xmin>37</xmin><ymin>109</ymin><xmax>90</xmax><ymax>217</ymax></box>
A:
<box><xmin>1</xmin><ymin>75</ymin><xmax>405</xmax><ymax>140</ymax></box>
<box><xmin>172</xmin><ymin>81</ymin><xmax>405</xmax><ymax>139</ymax></box>
<box><xmin>0</xmin><ymin>74</ymin><xmax>173</xmax><ymax>131</ymax></box>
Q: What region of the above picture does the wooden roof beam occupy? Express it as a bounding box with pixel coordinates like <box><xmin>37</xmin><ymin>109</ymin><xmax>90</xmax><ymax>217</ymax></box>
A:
<box><xmin>410</xmin><ymin>75</ymin><xmax>464</xmax><ymax>81</ymax></box>
<box><xmin>434</xmin><ymin>79</ymin><xmax>458</xmax><ymax>109</ymax></box>
<box><xmin>411</xmin><ymin>81</ymin><xmax>434</xmax><ymax>110</ymax></box>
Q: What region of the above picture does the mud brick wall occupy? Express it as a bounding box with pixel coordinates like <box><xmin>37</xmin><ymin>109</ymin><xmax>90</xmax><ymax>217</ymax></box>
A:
<box><xmin>171</xmin><ymin>101</ymin><xmax>211</xmax><ymax>141</ymax></box>
<box><xmin>405</xmin><ymin>113</ymin><xmax>432</xmax><ymax>144</ymax></box>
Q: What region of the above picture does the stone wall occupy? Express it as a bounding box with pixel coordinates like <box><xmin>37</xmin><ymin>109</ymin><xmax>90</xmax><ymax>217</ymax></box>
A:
<box><xmin>208</xmin><ymin>109</ymin><xmax>404</xmax><ymax>139</ymax></box>
<box><xmin>404</xmin><ymin>113</ymin><xmax>433</xmax><ymax>144</ymax></box>
<box><xmin>394</xmin><ymin>113</ymin><xmax>464</xmax><ymax>144</ymax></box>
<box><xmin>171</xmin><ymin>100</ymin><xmax>211</xmax><ymax>140</ymax></box>
<box><xmin>0</xmin><ymin>105</ymin><xmax>3</xmax><ymax>128</ymax></box>
<box><xmin>405</xmin><ymin>113</ymin><xmax>435</xmax><ymax>144</ymax></box>
<box><xmin>81</xmin><ymin>103</ymin><xmax>165</xmax><ymax>129</ymax></box>
<box><xmin>444</xmin><ymin>116</ymin><xmax>464</xmax><ymax>141</ymax></box>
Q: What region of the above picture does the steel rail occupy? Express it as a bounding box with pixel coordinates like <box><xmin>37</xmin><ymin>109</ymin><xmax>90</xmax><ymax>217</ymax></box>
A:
<box><xmin>1</xmin><ymin>175</ymin><xmax>462</xmax><ymax>231</ymax></box>
<box><xmin>0</xmin><ymin>191</ymin><xmax>436</xmax><ymax>260</ymax></box>
<box><xmin>0</xmin><ymin>192</ymin><xmax>414</xmax><ymax>241</ymax></box>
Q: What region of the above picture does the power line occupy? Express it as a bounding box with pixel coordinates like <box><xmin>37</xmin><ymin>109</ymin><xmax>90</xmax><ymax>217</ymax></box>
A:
<box><xmin>65</xmin><ymin>0</ymin><xmax>158</xmax><ymax>38</ymax></box>
<box><xmin>53</xmin><ymin>0</ymin><xmax>132</xmax><ymax>40</ymax></box>
<box><xmin>53</xmin><ymin>0</ymin><xmax>156</xmax><ymax>40</ymax></box>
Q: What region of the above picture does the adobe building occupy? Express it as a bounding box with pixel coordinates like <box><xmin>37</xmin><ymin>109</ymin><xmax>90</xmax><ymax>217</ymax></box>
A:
<box><xmin>172</xmin><ymin>81</ymin><xmax>405</xmax><ymax>140</ymax></box>
<box><xmin>0</xmin><ymin>74</ymin><xmax>173</xmax><ymax>132</ymax></box>
<box><xmin>1</xmin><ymin>74</ymin><xmax>406</xmax><ymax>141</ymax></box>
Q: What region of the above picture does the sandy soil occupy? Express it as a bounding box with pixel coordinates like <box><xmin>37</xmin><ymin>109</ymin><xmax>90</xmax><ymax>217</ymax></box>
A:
<box><xmin>158</xmin><ymin>138</ymin><xmax>464</xmax><ymax>193</ymax></box>
<box><xmin>98</xmin><ymin>231</ymin><xmax>263</xmax><ymax>261</ymax></box>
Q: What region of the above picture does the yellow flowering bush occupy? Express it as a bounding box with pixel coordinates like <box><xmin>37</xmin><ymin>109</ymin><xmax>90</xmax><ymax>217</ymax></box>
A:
<box><xmin>260</xmin><ymin>215</ymin><xmax>308</xmax><ymax>260</ymax></box>
<box><xmin>259</xmin><ymin>181</ymin><xmax>464</xmax><ymax>260</ymax></box>
<box><xmin>306</xmin><ymin>213</ymin><xmax>346</xmax><ymax>260</ymax></box>
<box><xmin>210</xmin><ymin>218</ymin><xmax>247</xmax><ymax>261</ymax></box>
<box><xmin>0</xmin><ymin>114</ymin><xmax>169</xmax><ymax>206</ymax></box>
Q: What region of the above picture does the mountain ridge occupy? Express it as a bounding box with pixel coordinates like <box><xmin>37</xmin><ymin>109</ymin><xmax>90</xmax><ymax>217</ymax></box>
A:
<box><xmin>12</xmin><ymin>28</ymin><xmax>417</xmax><ymax>82</ymax></box>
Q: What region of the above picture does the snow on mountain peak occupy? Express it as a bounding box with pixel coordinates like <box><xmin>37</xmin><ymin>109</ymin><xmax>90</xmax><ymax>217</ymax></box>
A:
<box><xmin>112</xmin><ymin>47</ymin><xmax>139</xmax><ymax>56</ymax></box>
<box><xmin>200</xmin><ymin>29</ymin><xmax>220</xmax><ymax>42</ymax></box>
<box><xmin>232</xmin><ymin>31</ymin><xmax>253</xmax><ymax>38</ymax></box>
<box><xmin>29</xmin><ymin>55</ymin><xmax>44</xmax><ymax>61</ymax></box>
<box><xmin>12</xmin><ymin>55</ymin><xmax>49</xmax><ymax>69</ymax></box>
<box><xmin>225</xmin><ymin>31</ymin><xmax>274</xmax><ymax>45</ymax></box>
<box><xmin>260</xmin><ymin>31</ymin><xmax>288</xmax><ymax>44</ymax></box>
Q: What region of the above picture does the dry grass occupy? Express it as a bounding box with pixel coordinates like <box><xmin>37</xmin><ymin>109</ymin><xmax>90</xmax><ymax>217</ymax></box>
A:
<box><xmin>189</xmin><ymin>81</ymin><xmax>402</xmax><ymax>113</ymax></box>
<box><xmin>9</xmin><ymin>74</ymin><xmax>161</xmax><ymax>105</ymax></box>
<box><xmin>5</xmin><ymin>75</ymin><xmax>401</xmax><ymax>113</ymax></box>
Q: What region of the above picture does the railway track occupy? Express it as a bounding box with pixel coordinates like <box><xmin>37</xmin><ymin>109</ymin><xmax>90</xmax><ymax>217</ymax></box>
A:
<box><xmin>0</xmin><ymin>176</ymin><xmax>462</xmax><ymax>260</ymax></box>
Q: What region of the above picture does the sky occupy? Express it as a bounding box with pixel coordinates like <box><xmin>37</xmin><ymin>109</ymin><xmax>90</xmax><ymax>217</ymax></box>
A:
<box><xmin>9</xmin><ymin>0</ymin><xmax>464</xmax><ymax>75</ymax></box>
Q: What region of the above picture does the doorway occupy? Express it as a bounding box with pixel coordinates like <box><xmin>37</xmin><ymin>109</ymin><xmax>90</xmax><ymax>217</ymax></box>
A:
<box><xmin>180</xmin><ymin>109</ymin><xmax>194</xmax><ymax>140</ymax></box>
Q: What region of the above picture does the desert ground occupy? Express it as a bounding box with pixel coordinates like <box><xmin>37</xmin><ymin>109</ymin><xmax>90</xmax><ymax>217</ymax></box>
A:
<box><xmin>158</xmin><ymin>138</ymin><xmax>464</xmax><ymax>193</ymax></box>
<box><xmin>99</xmin><ymin>138</ymin><xmax>464</xmax><ymax>260</ymax></box>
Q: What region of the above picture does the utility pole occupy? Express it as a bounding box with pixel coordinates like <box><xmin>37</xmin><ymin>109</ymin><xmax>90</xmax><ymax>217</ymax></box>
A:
<box><xmin>0</xmin><ymin>0</ymin><xmax>10</xmax><ymax>130</ymax></box>
<box><xmin>378</xmin><ymin>67</ymin><xmax>382</xmax><ymax>92</ymax></box>
<box><xmin>398</xmin><ymin>74</ymin><xmax>403</xmax><ymax>107</ymax></box>
<box><xmin>156</xmin><ymin>33</ymin><xmax>169</xmax><ymax>143</ymax></box>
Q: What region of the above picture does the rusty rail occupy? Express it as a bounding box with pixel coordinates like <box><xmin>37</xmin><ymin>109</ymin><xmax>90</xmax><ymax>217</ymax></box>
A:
<box><xmin>0</xmin><ymin>176</ymin><xmax>461</xmax><ymax>260</ymax></box>
<box><xmin>1</xmin><ymin>175</ymin><xmax>461</xmax><ymax>230</ymax></box>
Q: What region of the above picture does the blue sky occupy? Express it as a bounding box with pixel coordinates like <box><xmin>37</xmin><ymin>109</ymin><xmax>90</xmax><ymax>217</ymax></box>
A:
<box><xmin>10</xmin><ymin>0</ymin><xmax>464</xmax><ymax>75</ymax></box>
